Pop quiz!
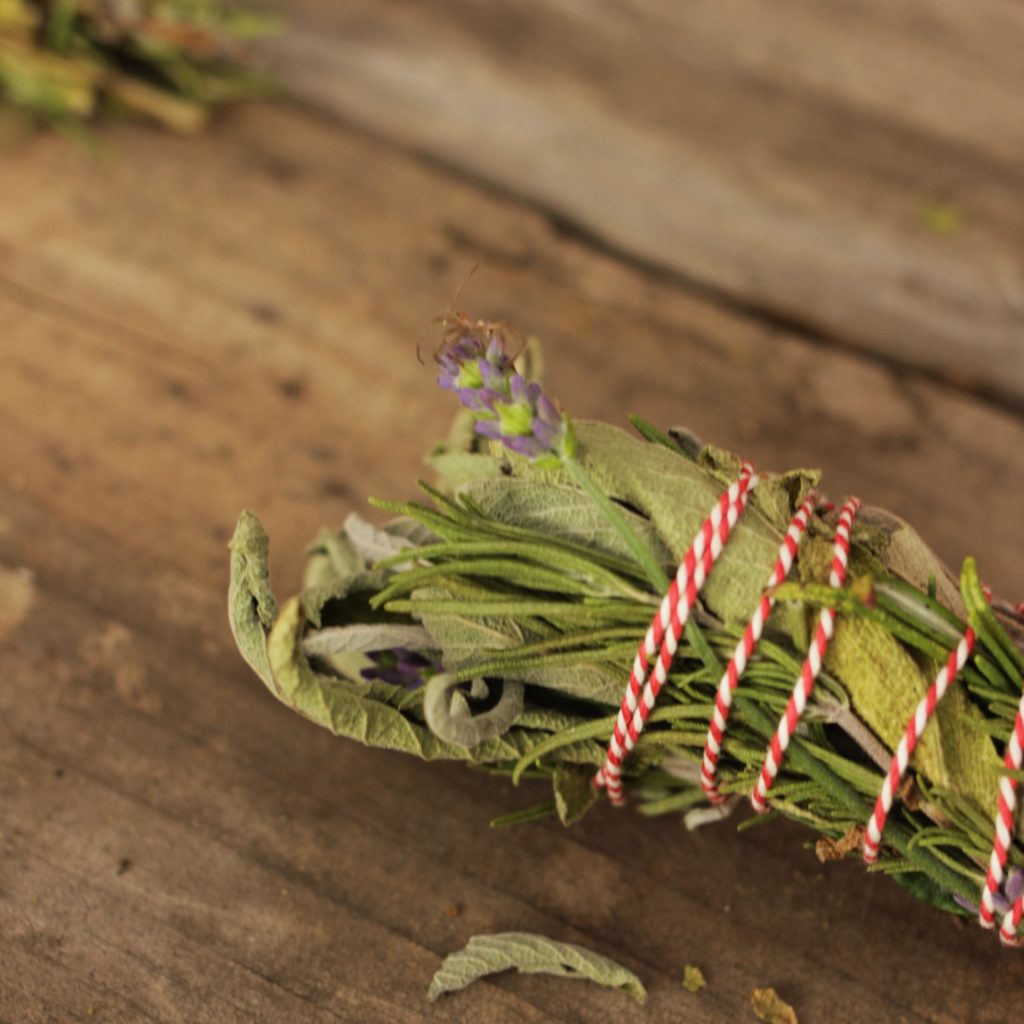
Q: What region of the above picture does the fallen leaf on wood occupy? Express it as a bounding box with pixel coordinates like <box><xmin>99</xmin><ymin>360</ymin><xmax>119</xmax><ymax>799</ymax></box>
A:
<box><xmin>427</xmin><ymin>932</ymin><xmax>646</xmax><ymax>1003</ymax></box>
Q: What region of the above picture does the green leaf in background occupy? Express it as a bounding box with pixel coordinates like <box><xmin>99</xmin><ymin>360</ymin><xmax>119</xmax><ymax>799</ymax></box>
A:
<box><xmin>426</xmin><ymin>932</ymin><xmax>646</xmax><ymax>1003</ymax></box>
<box><xmin>227</xmin><ymin>509</ymin><xmax>277</xmax><ymax>690</ymax></box>
<box><xmin>0</xmin><ymin>0</ymin><xmax>278</xmax><ymax>131</ymax></box>
<box><xmin>301</xmin><ymin>623</ymin><xmax>435</xmax><ymax>658</ymax></box>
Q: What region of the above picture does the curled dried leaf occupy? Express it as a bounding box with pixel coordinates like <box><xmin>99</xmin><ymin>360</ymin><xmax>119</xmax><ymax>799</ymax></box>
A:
<box><xmin>423</xmin><ymin>672</ymin><xmax>524</xmax><ymax>747</ymax></box>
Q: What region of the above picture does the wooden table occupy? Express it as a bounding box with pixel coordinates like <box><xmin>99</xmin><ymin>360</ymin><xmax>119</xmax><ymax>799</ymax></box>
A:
<box><xmin>2</xmin><ymin>4</ymin><xmax>1023</xmax><ymax>1020</ymax></box>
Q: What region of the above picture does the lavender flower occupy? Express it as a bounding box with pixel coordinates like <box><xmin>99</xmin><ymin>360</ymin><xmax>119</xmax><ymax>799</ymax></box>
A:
<box><xmin>361</xmin><ymin>648</ymin><xmax>441</xmax><ymax>691</ymax></box>
<box><xmin>953</xmin><ymin>866</ymin><xmax>1024</xmax><ymax>916</ymax></box>
<box><xmin>437</xmin><ymin>333</ymin><xmax>572</xmax><ymax>464</ymax></box>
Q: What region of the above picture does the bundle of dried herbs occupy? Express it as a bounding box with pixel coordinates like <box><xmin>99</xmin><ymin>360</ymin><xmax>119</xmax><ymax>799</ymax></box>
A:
<box><xmin>229</xmin><ymin>322</ymin><xmax>1024</xmax><ymax>942</ymax></box>
<box><xmin>0</xmin><ymin>0</ymin><xmax>275</xmax><ymax>132</ymax></box>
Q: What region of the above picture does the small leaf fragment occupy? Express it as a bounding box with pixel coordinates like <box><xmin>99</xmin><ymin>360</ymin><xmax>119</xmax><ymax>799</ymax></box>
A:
<box><xmin>751</xmin><ymin>986</ymin><xmax>798</xmax><ymax>1024</ymax></box>
<box><xmin>815</xmin><ymin>824</ymin><xmax>865</xmax><ymax>864</ymax></box>
<box><xmin>682</xmin><ymin>964</ymin><xmax>706</xmax><ymax>993</ymax></box>
<box><xmin>426</xmin><ymin>932</ymin><xmax>646</xmax><ymax>1003</ymax></box>
<box><xmin>553</xmin><ymin>763</ymin><xmax>598</xmax><ymax>826</ymax></box>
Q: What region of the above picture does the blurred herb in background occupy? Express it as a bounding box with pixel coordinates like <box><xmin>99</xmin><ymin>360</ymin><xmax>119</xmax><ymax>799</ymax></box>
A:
<box><xmin>0</xmin><ymin>0</ymin><xmax>277</xmax><ymax>134</ymax></box>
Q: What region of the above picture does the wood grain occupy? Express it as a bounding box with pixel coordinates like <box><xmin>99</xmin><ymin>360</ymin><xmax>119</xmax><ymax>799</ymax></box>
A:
<box><xmin>272</xmin><ymin>0</ymin><xmax>1024</xmax><ymax>403</ymax></box>
<box><xmin>2</xmin><ymin>101</ymin><xmax>1024</xmax><ymax>1022</ymax></box>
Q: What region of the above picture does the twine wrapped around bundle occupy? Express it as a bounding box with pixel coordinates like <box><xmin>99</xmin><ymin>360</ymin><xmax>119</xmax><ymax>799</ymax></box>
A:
<box><xmin>229</xmin><ymin>322</ymin><xmax>1024</xmax><ymax>947</ymax></box>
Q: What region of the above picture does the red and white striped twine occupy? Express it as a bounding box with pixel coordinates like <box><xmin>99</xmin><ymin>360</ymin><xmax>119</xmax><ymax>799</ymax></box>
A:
<box><xmin>862</xmin><ymin>629</ymin><xmax>976</xmax><ymax>864</ymax></box>
<box><xmin>599</xmin><ymin>465</ymin><xmax>1024</xmax><ymax>946</ymax></box>
<box><xmin>750</xmin><ymin>497</ymin><xmax>861</xmax><ymax>814</ymax></box>
<box><xmin>594</xmin><ymin>462</ymin><xmax>758</xmax><ymax>805</ymax></box>
<box><xmin>859</xmin><ymin>617</ymin><xmax>1024</xmax><ymax>947</ymax></box>
<box><xmin>979</xmin><ymin>688</ymin><xmax>1024</xmax><ymax>945</ymax></box>
<box><xmin>699</xmin><ymin>494</ymin><xmax>817</xmax><ymax>804</ymax></box>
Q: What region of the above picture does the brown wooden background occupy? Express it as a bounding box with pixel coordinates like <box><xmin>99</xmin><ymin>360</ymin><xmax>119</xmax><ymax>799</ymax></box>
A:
<box><xmin>3</xmin><ymin>3</ymin><xmax>1024</xmax><ymax>1021</ymax></box>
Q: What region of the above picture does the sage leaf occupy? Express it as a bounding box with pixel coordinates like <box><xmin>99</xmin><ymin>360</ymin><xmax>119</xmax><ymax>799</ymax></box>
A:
<box><xmin>228</xmin><ymin>510</ymin><xmax>277</xmax><ymax>690</ymax></box>
<box><xmin>516</xmin><ymin>661</ymin><xmax>625</xmax><ymax>706</ymax></box>
<box><xmin>826</xmin><ymin>617</ymin><xmax>1000</xmax><ymax>815</ymax></box>
<box><xmin>553</xmin><ymin>763</ymin><xmax>597</xmax><ymax>825</ymax></box>
<box><xmin>427</xmin><ymin>407</ymin><xmax>506</xmax><ymax>491</ymax></box>
<box><xmin>423</xmin><ymin>673</ymin><xmax>524</xmax><ymax>746</ymax></box>
<box><xmin>415</xmin><ymin>585</ymin><xmax>526</xmax><ymax>668</ymax></box>
<box><xmin>268</xmin><ymin>596</ymin><xmax>467</xmax><ymax>759</ymax></box>
<box><xmin>426</xmin><ymin>932</ymin><xmax>646</xmax><ymax>1003</ymax></box>
<box><xmin>462</xmin><ymin>475</ymin><xmax>671</xmax><ymax>574</ymax></box>
<box><xmin>301</xmin><ymin>524</ymin><xmax>386</xmax><ymax>628</ymax></box>
<box><xmin>302</xmin><ymin>623</ymin><xmax>435</xmax><ymax>658</ymax></box>
<box><xmin>343</xmin><ymin>512</ymin><xmax>416</xmax><ymax>568</ymax></box>
<box><xmin>268</xmin><ymin>597</ymin><xmax>555</xmax><ymax>764</ymax></box>
<box><xmin>514</xmin><ymin>421</ymin><xmax>793</xmax><ymax>624</ymax></box>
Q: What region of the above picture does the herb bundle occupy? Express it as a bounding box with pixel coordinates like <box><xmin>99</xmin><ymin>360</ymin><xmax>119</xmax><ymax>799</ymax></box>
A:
<box><xmin>229</xmin><ymin>323</ymin><xmax>1024</xmax><ymax>944</ymax></box>
<box><xmin>0</xmin><ymin>0</ymin><xmax>275</xmax><ymax>132</ymax></box>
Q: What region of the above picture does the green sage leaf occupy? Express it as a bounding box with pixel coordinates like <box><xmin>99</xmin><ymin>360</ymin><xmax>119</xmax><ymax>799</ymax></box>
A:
<box><xmin>301</xmin><ymin>623</ymin><xmax>434</xmax><ymax>658</ymax></box>
<box><xmin>426</xmin><ymin>932</ymin><xmax>646</xmax><ymax>1003</ymax></box>
<box><xmin>227</xmin><ymin>510</ymin><xmax>277</xmax><ymax>690</ymax></box>
<box><xmin>268</xmin><ymin>596</ymin><xmax>466</xmax><ymax>759</ymax></box>
<box><xmin>423</xmin><ymin>673</ymin><xmax>524</xmax><ymax>746</ymax></box>
<box><xmin>553</xmin><ymin>763</ymin><xmax>598</xmax><ymax>825</ymax></box>
<box><xmin>461</xmin><ymin>474</ymin><xmax>671</xmax><ymax>575</ymax></box>
<box><xmin>826</xmin><ymin>617</ymin><xmax>1000</xmax><ymax>817</ymax></box>
<box><xmin>515</xmin><ymin>421</ymin><xmax>797</xmax><ymax>623</ymax></box>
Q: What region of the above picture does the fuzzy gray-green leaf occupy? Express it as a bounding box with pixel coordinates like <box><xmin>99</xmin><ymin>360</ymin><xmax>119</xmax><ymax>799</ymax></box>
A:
<box><xmin>462</xmin><ymin>474</ymin><xmax>670</xmax><ymax>572</ymax></box>
<box><xmin>423</xmin><ymin>673</ymin><xmax>524</xmax><ymax>746</ymax></box>
<box><xmin>426</xmin><ymin>932</ymin><xmax>646</xmax><ymax>1003</ymax></box>
<box><xmin>553</xmin><ymin>763</ymin><xmax>598</xmax><ymax>825</ymax></box>
<box><xmin>507</xmin><ymin>421</ymin><xmax>797</xmax><ymax>624</ymax></box>
<box><xmin>268</xmin><ymin>596</ymin><xmax>467</xmax><ymax>759</ymax></box>
<box><xmin>228</xmin><ymin>510</ymin><xmax>277</xmax><ymax>689</ymax></box>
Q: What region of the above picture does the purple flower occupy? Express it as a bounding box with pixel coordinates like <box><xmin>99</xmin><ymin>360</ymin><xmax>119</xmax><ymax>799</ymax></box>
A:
<box><xmin>361</xmin><ymin>648</ymin><xmax>441</xmax><ymax>690</ymax></box>
<box><xmin>954</xmin><ymin>866</ymin><xmax>1024</xmax><ymax>916</ymax></box>
<box><xmin>436</xmin><ymin>332</ymin><xmax>572</xmax><ymax>464</ymax></box>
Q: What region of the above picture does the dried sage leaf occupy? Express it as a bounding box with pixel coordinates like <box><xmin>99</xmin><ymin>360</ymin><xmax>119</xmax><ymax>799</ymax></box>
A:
<box><xmin>553</xmin><ymin>763</ymin><xmax>598</xmax><ymax>826</ymax></box>
<box><xmin>427</xmin><ymin>932</ymin><xmax>646</xmax><ymax>1003</ymax></box>
<box><xmin>509</xmin><ymin>421</ymin><xmax>793</xmax><ymax>624</ymax></box>
<box><xmin>423</xmin><ymin>673</ymin><xmax>524</xmax><ymax>746</ymax></box>
<box><xmin>827</xmin><ymin>617</ymin><xmax>1000</xmax><ymax>814</ymax></box>
<box><xmin>228</xmin><ymin>510</ymin><xmax>277</xmax><ymax>690</ymax></box>
<box><xmin>302</xmin><ymin>623</ymin><xmax>434</xmax><ymax>658</ymax></box>
<box><xmin>267</xmin><ymin>596</ymin><xmax>466</xmax><ymax>759</ymax></box>
<box><xmin>343</xmin><ymin>512</ymin><xmax>417</xmax><ymax>567</ymax></box>
<box><xmin>463</xmin><ymin>474</ymin><xmax>670</xmax><ymax>571</ymax></box>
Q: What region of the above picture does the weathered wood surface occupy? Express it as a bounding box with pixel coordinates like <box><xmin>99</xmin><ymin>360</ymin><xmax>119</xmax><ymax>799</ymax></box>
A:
<box><xmin>273</xmin><ymin>0</ymin><xmax>1024</xmax><ymax>404</ymax></box>
<box><xmin>2</xmin><ymin>101</ymin><xmax>1024</xmax><ymax>1024</ymax></box>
